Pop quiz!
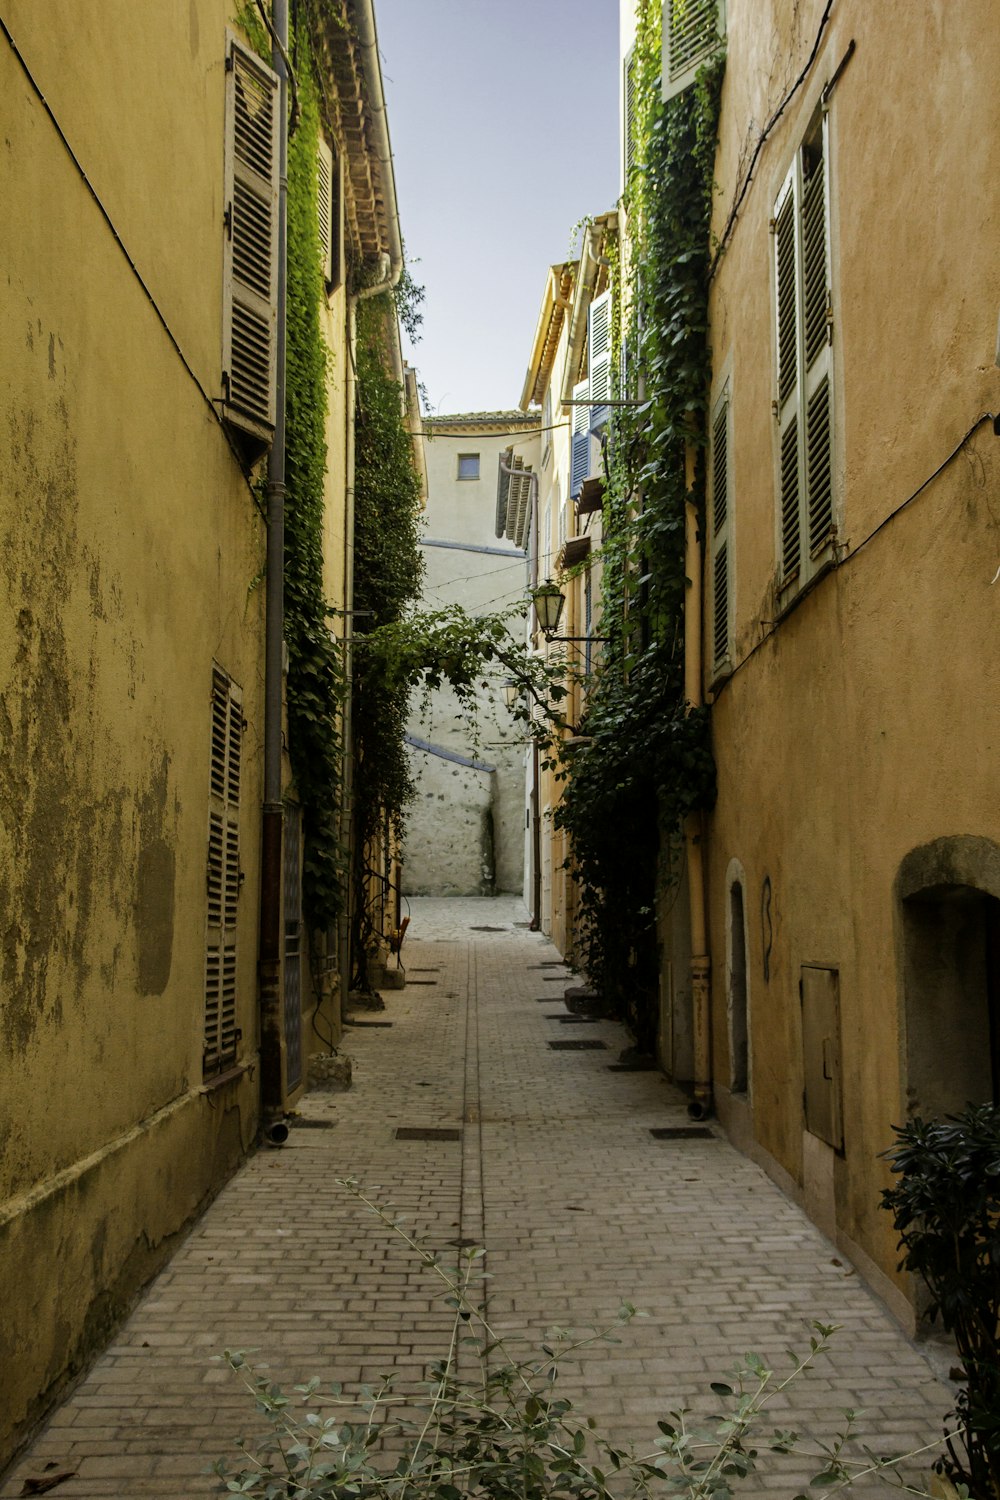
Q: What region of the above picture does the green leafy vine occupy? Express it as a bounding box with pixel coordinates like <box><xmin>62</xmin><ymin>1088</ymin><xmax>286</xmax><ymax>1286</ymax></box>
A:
<box><xmin>555</xmin><ymin>0</ymin><xmax>724</xmax><ymax>1054</ymax></box>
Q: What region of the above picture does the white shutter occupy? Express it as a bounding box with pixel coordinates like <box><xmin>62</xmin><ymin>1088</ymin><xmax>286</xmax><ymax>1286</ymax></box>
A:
<box><xmin>773</xmin><ymin>117</ymin><xmax>835</xmax><ymax>599</ymax></box>
<box><xmin>570</xmin><ymin>379</ymin><xmax>590</xmax><ymax>496</ymax></box>
<box><xmin>774</xmin><ymin>170</ymin><xmax>802</xmax><ymax>587</ymax></box>
<box><xmin>801</xmin><ymin>130</ymin><xmax>834</xmax><ymax>557</ymax></box>
<box><xmin>317</xmin><ymin>136</ymin><xmax>334</xmax><ymax>286</ymax></box>
<box><xmin>204</xmin><ymin>667</ymin><xmax>242</xmax><ymax>1075</ymax></box>
<box><xmin>710</xmin><ymin>389</ymin><xmax>732</xmax><ymax>675</ymax></box>
<box><xmin>663</xmin><ymin>0</ymin><xmax>726</xmax><ymax>103</ymax></box>
<box><xmin>222</xmin><ymin>33</ymin><xmax>279</xmax><ymax>442</ymax></box>
<box><xmin>588</xmin><ymin>289</ymin><xmax>612</xmax><ymax>432</ymax></box>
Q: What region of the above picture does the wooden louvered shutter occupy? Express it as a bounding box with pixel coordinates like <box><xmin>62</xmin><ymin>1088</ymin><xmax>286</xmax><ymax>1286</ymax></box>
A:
<box><xmin>801</xmin><ymin>128</ymin><xmax>834</xmax><ymax>558</ymax></box>
<box><xmin>624</xmin><ymin>49</ymin><xmax>638</xmax><ymax>180</ymax></box>
<box><xmin>317</xmin><ymin>136</ymin><xmax>334</xmax><ymax>286</ymax></box>
<box><xmin>710</xmin><ymin>390</ymin><xmax>732</xmax><ymax>674</ymax></box>
<box><xmin>222</xmin><ymin>34</ymin><xmax>279</xmax><ymax>442</ymax></box>
<box><xmin>663</xmin><ymin>0</ymin><xmax>725</xmax><ymax>103</ymax></box>
<box><xmin>204</xmin><ymin>667</ymin><xmax>242</xmax><ymax>1076</ymax></box>
<box><xmin>774</xmin><ymin>171</ymin><xmax>802</xmax><ymax>587</ymax></box>
<box><xmin>774</xmin><ymin>118</ymin><xmax>834</xmax><ymax>598</ymax></box>
<box><xmin>570</xmin><ymin>379</ymin><xmax>590</xmax><ymax>497</ymax></box>
<box><xmin>588</xmin><ymin>290</ymin><xmax>612</xmax><ymax>432</ymax></box>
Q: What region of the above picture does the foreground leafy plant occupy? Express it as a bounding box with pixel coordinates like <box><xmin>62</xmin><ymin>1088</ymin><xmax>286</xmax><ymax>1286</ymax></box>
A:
<box><xmin>882</xmin><ymin>1104</ymin><xmax>1000</xmax><ymax>1498</ymax></box>
<box><xmin>214</xmin><ymin>1181</ymin><xmax>949</xmax><ymax>1500</ymax></box>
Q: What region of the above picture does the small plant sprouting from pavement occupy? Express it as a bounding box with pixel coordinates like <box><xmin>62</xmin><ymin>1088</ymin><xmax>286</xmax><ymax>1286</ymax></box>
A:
<box><xmin>213</xmin><ymin>1180</ymin><xmax>952</xmax><ymax>1500</ymax></box>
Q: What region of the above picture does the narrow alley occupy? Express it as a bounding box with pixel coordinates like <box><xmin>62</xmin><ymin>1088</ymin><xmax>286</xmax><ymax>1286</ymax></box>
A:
<box><xmin>3</xmin><ymin>900</ymin><xmax>953</xmax><ymax>1499</ymax></box>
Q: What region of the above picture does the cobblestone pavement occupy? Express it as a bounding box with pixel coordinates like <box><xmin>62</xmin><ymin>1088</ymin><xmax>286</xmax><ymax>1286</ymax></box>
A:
<box><xmin>3</xmin><ymin>897</ymin><xmax>953</xmax><ymax>1497</ymax></box>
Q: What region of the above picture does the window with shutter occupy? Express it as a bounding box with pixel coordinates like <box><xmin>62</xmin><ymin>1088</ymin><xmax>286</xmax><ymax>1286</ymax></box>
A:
<box><xmin>204</xmin><ymin>666</ymin><xmax>243</xmax><ymax>1077</ymax></box>
<box><xmin>662</xmin><ymin>0</ymin><xmax>726</xmax><ymax>103</ymax></box>
<box><xmin>588</xmin><ymin>289</ymin><xmax>612</xmax><ymax>433</ymax></box>
<box><xmin>709</xmin><ymin>386</ymin><xmax>733</xmax><ymax>678</ymax></box>
<box><xmin>222</xmin><ymin>33</ymin><xmax>280</xmax><ymax>446</ymax></box>
<box><xmin>319</xmin><ymin>135</ymin><xmax>338</xmax><ymax>289</ymax></box>
<box><xmin>772</xmin><ymin>115</ymin><xmax>835</xmax><ymax>603</ymax></box>
<box><xmin>570</xmin><ymin>379</ymin><xmax>590</xmax><ymax>497</ymax></box>
<box><xmin>624</xmin><ymin>48</ymin><xmax>638</xmax><ymax>182</ymax></box>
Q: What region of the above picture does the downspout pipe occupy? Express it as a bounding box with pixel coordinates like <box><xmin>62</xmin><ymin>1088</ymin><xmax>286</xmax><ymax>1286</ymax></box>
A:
<box><xmin>682</xmin><ymin>441</ymin><xmax>712</xmax><ymax>1119</ymax></box>
<box><xmin>336</xmin><ymin>0</ymin><xmax>404</xmax><ymax>1007</ymax></box>
<box><xmin>258</xmin><ymin>0</ymin><xmax>289</xmax><ymax>1131</ymax></box>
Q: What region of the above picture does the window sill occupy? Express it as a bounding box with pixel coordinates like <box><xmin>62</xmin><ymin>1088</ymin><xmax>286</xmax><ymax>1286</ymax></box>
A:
<box><xmin>201</xmin><ymin>1059</ymin><xmax>253</xmax><ymax>1094</ymax></box>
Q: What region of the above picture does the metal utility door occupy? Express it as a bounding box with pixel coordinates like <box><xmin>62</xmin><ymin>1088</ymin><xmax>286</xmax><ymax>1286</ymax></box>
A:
<box><xmin>283</xmin><ymin>804</ymin><xmax>303</xmax><ymax>1094</ymax></box>
<box><xmin>801</xmin><ymin>964</ymin><xmax>843</xmax><ymax>1150</ymax></box>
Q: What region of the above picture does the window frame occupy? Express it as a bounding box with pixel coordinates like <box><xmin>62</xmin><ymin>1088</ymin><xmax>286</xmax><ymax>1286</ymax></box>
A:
<box><xmin>457</xmin><ymin>453</ymin><xmax>481</xmax><ymax>481</ymax></box>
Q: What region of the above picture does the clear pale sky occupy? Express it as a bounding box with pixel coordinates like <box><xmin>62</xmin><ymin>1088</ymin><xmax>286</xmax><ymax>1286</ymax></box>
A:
<box><xmin>375</xmin><ymin>0</ymin><xmax>621</xmax><ymax>416</ymax></box>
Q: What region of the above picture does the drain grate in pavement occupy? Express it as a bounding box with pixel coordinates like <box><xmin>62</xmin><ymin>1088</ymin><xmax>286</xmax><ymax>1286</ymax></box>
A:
<box><xmin>546</xmin><ymin>1015</ymin><xmax>600</xmax><ymax>1024</ymax></box>
<box><xmin>395</xmin><ymin>1127</ymin><xmax>462</xmax><ymax>1142</ymax></box>
<box><xmin>406</xmin><ymin>980</ymin><xmax>438</xmax><ymax>986</ymax></box>
<box><xmin>345</xmin><ymin>1020</ymin><xmax>393</xmax><ymax>1028</ymax></box>
<box><xmin>290</xmin><ymin>1118</ymin><xmax>337</xmax><ymax>1130</ymax></box>
<box><xmin>410</xmin><ymin>968</ymin><xmax>440</xmax><ymax>973</ymax></box>
<box><xmin>528</xmin><ymin>963</ymin><xmax>566</xmax><ymax>970</ymax></box>
<box><xmin>446</xmin><ymin>1237</ymin><xmax>480</xmax><ymax>1249</ymax></box>
<box><xmin>649</xmin><ymin>1126</ymin><xmax>716</xmax><ymax>1140</ymax></box>
<box><xmin>548</xmin><ymin>1039</ymin><xmax>607</xmax><ymax>1051</ymax></box>
<box><xmin>535</xmin><ymin>998</ymin><xmax>560</xmax><ymax>1004</ymax></box>
<box><xmin>469</xmin><ymin>925</ymin><xmax>507</xmax><ymax>932</ymax></box>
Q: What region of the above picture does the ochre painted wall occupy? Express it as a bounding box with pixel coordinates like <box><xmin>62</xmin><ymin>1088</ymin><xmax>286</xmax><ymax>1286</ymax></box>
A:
<box><xmin>703</xmin><ymin>0</ymin><xmax>1000</xmax><ymax>1317</ymax></box>
<box><xmin>0</xmin><ymin>1</ymin><xmax>267</xmax><ymax>1462</ymax></box>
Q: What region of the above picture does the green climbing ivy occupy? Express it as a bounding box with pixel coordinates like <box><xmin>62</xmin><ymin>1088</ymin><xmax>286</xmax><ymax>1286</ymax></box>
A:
<box><xmin>554</xmin><ymin>0</ymin><xmax>723</xmax><ymax>1055</ymax></box>
<box><xmin>350</xmin><ymin>296</ymin><xmax>425</xmax><ymax>986</ymax></box>
<box><xmin>283</xmin><ymin>34</ymin><xmax>346</xmax><ymax>932</ymax></box>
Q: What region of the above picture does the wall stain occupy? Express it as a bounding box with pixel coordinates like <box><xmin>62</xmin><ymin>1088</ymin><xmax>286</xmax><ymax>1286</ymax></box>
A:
<box><xmin>0</xmin><ymin>343</ymin><xmax>139</xmax><ymax>1055</ymax></box>
<box><xmin>136</xmin><ymin>753</ymin><xmax>175</xmax><ymax>995</ymax></box>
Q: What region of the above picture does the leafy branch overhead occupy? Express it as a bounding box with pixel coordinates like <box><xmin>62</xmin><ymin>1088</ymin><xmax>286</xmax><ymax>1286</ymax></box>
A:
<box><xmin>356</xmin><ymin>604</ymin><xmax>571</xmax><ymax>734</ymax></box>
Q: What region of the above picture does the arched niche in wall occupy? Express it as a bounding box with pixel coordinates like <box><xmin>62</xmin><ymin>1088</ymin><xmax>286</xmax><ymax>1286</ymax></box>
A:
<box><xmin>896</xmin><ymin>836</ymin><xmax>1000</xmax><ymax>1121</ymax></box>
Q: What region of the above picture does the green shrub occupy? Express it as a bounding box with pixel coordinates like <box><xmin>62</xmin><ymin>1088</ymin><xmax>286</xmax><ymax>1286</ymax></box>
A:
<box><xmin>882</xmin><ymin>1104</ymin><xmax>1000</xmax><ymax>1498</ymax></box>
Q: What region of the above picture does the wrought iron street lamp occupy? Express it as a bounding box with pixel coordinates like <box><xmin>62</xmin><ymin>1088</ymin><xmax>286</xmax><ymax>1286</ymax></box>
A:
<box><xmin>530</xmin><ymin>579</ymin><xmax>610</xmax><ymax>644</ymax></box>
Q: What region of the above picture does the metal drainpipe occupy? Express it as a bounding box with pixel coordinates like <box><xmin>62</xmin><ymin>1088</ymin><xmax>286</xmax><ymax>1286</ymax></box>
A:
<box><xmin>258</xmin><ymin>0</ymin><xmax>289</xmax><ymax>1138</ymax></box>
<box><xmin>682</xmin><ymin>440</ymin><xmax>712</xmax><ymax>1119</ymax></box>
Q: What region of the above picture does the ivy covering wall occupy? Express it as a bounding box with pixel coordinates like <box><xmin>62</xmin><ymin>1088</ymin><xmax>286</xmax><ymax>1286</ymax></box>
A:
<box><xmin>555</xmin><ymin>0</ymin><xmax>723</xmax><ymax>1055</ymax></box>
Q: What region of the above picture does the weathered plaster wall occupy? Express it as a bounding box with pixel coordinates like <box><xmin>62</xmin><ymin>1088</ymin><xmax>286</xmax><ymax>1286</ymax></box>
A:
<box><xmin>403</xmin><ymin>423</ymin><xmax>536</xmax><ymax>898</ymax></box>
<box><xmin>703</xmin><ymin>0</ymin><xmax>1000</xmax><ymax>1315</ymax></box>
<box><xmin>1</xmin><ymin>0</ymin><xmax>265</xmax><ymax>1463</ymax></box>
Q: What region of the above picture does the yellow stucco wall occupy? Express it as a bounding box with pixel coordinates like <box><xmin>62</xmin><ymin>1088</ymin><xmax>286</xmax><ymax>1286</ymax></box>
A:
<box><xmin>704</xmin><ymin>0</ymin><xmax>1000</xmax><ymax>1312</ymax></box>
<box><xmin>0</xmin><ymin>1</ymin><xmax>268</xmax><ymax>1462</ymax></box>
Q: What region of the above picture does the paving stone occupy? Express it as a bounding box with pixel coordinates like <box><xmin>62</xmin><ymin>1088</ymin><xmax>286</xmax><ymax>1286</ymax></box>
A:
<box><xmin>1</xmin><ymin>896</ymin><xmax>955</xmax><ymax>1498</ymax></box>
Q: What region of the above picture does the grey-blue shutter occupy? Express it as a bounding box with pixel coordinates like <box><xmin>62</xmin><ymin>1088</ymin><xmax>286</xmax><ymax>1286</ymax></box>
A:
<box><xmin>570</xmin><ymin>380</ymin><xmax>589</xmax><ymax>496</ymax></box>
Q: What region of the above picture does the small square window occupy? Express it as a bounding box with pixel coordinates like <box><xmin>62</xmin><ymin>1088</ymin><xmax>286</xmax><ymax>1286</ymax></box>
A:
<box><xmin>457</xmin><ymin>453</ymin><xmax>480</xmax><ymax>481</ymax></box>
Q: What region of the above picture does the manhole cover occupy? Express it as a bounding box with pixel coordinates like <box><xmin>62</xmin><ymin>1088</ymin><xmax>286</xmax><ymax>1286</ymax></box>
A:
<box><xmin>395</xmin><ymin>1127</ymin><xmax>462</xmax><ymax>1141</ymax></box>
<box><xmin>469</xmin><ymin>925</ymin><xmax>507</xmax><ymax>932</ymax></box>
<box><xmin>649</xmin><ymin>1126</ymin><xmax>716</xmax><ymax>1140</ymax></box>
<box><xmin>289</xmin><ymin>1118</ymin><xmax>336</xmax><ymax>1130</ymax></box>
<box><xmin>548</xmin><ymin>1039</ymin><xmax>607</xmax><ymax>1051</ymax></box>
